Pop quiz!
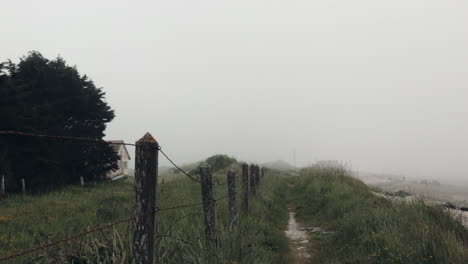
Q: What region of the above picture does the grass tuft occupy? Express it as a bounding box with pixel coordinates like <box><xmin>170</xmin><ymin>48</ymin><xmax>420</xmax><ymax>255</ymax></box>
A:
<box><xmin>289</xmin><ymin>167</ymin><xmax>468</xmax><ymax>264</ymax></box>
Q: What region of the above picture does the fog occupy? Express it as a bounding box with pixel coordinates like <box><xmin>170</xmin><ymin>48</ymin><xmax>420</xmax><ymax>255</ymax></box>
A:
<box><xmin>2</xmin><ymin>0</ymin><xmax>467</xmax><ymax>183</ymax></box>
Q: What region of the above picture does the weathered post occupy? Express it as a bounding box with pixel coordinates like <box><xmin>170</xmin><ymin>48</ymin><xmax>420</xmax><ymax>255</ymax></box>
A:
<box><xmin>1</xmin><ymin>175</ymin><xmax>5</xmax><ymax>195</ymax></box>
<box><xmin>250</xmin><ymin>164</ymin><xmax>256</xmax><ymax>197</ymax></box>
<box><xmin>261</xmin><ymin>167</ymin><xmax>266</xmax><ymax>178</ymax></box>
<box><xmin>227</xmin><ymin>169</ymin><xmax>237</xmax><ymax>228</ymax></box>
<box><xmin>21</xmin><ymin>178</ymin><xmax>25</xmax><ymax>194</ymax></box>
<box><xmin>133</xmin><ymin>133</ymin><xmax>159</xmax><ymax>264</ymax></box>
<box><xmin>80</xmin><ymin>176</ymin><xmax>84</xmax><ymax>187</ymax></box>
<box><xmin>241</xmin><ymin>164</ymin><xmax>249</xmax><ymax>214</ymax></box>
<box><xmin>255</xmin><ymin>165</ymin><xmax>260</xmax><ymax>187</ymax></box>
<box><xmin>200</xmin><ymin>165</ymin><xmax>218</xmax><ymax>246</ymax></box>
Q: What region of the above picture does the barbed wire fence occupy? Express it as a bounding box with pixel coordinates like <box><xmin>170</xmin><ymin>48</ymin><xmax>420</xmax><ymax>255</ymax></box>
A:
<box><xmin>0</xmin><ymin>130</ymin><xmax>266</xmax><ymax>263</ymax></box>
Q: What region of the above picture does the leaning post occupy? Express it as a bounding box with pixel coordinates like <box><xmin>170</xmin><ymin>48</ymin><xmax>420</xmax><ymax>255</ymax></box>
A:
<box><xmin>133</xmin><ymin>132</ymin><xmax>159</xmax><ymax>264</ymax></box>
<box><xmin>200</xmin><ymin>165</ymin><xmax>218</xmax><ymax>246</ymax></box>
<box><xmin>227</xmin><ymin>169</ymin><xmax>237</xmax><ymax>228</ymax></box>
<box><xmin>241</xmin><ymin>164</ymin><xmax>249</xmax><ymax>214</ymax></box>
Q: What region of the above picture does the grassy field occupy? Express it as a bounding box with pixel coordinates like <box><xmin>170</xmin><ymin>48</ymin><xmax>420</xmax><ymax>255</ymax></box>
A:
<box><xmin>2</xmin><ymin>161</ymin><xmax>468</xmax><ymax>264</ymax></box>
<box><xmin>288</xmin><ymin>167</ymin><xmax>468</xmax><ymax>264</ymax></box>
<box><xmin>0</xmin><ymin>162</ymin><xmax>290</xmax><ymax>264</ymax></box>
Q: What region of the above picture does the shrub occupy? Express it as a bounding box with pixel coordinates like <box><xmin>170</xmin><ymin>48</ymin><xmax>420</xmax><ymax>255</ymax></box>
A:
<box><xmin>204</xmin><ymin>154</ymin><xmax>237</xmax><ymax>172</ymax></box>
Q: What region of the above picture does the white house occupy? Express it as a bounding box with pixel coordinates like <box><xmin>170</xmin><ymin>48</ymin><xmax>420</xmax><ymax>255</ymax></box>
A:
<box><xmin>107</xmin><ymin>140</ymin><xmax>131</xmax><ymax>179</ymax></box>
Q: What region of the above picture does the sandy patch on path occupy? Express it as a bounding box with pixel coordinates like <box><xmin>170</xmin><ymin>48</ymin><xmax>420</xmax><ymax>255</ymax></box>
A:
<box><xmin>285</xmin><ymin>210</ymin><xmax>313</xmax><ymax>264</ymax></box>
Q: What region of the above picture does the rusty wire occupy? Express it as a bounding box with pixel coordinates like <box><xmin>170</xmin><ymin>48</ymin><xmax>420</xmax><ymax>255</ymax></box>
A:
<box><xmin>0</xmin><ymin>130</ymin><xmax>136</xmax><ymax>146</ymax></box>
<box><xmin>0</xmin><ymin>217</ymin><xmax>132</xmax><ymax>262</ymax></box>
<box><xmin>158</xmin><ymin>147</ymin><xmax>201</xmax><ymax>183</ymax></box>
<box><xmin>0</xmin><ymin>195</ymin><xmax>229</xmax><ymax>262</ymax></box>
<box><xmin>0</xmin><ymin>130</ymin><xmax>231</xmax><ymax>262</ymax></box>
<box><xmin>158</xmin><ymin>147</ymin><xmax>229</xmax><ymax>186</ymax></box>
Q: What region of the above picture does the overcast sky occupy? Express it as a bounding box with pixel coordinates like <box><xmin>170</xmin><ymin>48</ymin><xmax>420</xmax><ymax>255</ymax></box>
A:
<box><xmin>2</xmin><ymin>0</ymin><xmax>468</xmax><ymax>183</ymax></box>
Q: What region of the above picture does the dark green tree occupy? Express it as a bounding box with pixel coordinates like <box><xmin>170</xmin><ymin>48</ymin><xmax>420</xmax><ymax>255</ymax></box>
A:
<box><xmin>0</xmin><ymin>51</ymin><xmax>118</xmax><ymax>191</ymax></box>
<box><xmin>205</xmin><ymin>154</ymin><xmax>237</xmax><ymax>171</ymax></box>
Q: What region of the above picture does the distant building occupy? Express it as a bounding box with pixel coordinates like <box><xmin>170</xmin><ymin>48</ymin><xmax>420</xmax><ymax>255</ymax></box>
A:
<box><xmin>107</xmin><ymin>140</ymin><xmax>131</xmax><ymax>178</ymax></box>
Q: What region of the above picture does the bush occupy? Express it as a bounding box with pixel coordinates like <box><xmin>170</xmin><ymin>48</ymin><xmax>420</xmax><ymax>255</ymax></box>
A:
<box><xmin>204</xmin><ymin>154</ymin><xmax>237</xmax><ymax>172</ymax></box>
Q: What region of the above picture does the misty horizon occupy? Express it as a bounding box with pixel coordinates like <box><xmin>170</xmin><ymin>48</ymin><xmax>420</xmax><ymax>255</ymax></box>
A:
<box><xmin>2</xmin><ymin>0</ymin><xmax>467</xmax><ymax>184</ymax></box>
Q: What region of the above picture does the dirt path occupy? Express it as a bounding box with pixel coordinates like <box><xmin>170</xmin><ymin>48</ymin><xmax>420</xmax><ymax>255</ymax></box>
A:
<box><xmin>285</xmin><ymin>210</ymin><xmax>313</xmax><ymax>264</ymax></box>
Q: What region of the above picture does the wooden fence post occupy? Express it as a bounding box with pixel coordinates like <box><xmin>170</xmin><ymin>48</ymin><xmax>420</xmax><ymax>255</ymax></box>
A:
<box><xmin>133</xmin><ymin>133</ymin><xmax>159</xmax><ymax>264</ymax></box>
<box><xmin>80</xmin><ymin>176</ymin><xmax>84</xmax><ymax>187</ymax></box>
<box><xmin>200</xmin><ymin>165</ymin><xmax>218</xmax><ymax>246</ymax></box>
<box><xmin>1</xmin><ymin>175</ymin><xmax>5</xmax><ymax>195</ymax></box>
<box><xmin>227</xmin><ymin>169</ymin><xmax>237</xmax><ymax>228</ymax></box>
<box><xmin>255</xmin><ymin>165</ymin><xmax>260</xmax><ymax>187</ymax></box>
<box><xmin>250</xmin><ymin>164</ymin><xmax>256</xmax><ymax>197</ymax></box>
<box><xmin>261</xmin><ymin>167</ymin><xmax>266</xmax><ymax>178</ymax></box>
<box><xmin>241</xmin><ymin>164</ymin><xmax>249</xmax><ymax>214</ymax></box>
<box><xmin>21</xmin><ymin>178</ymin><xmax>25</xmax><ymax>194</ymax></box>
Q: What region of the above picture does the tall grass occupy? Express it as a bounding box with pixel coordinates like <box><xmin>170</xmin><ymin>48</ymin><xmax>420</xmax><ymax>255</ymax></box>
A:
<box><xmin>289</xmin><ymin>167</ymin><xmax>468</xmax><ymax>264</ymax></box>
<box><xmin>0</xmin><ymin>166</ymin><xmax>290</xmax><ymax>263</ymax></box>
<box><xmin>5</xmin><ymin>162</ymin><xmax>464</xmax><ymax>263</ymax></box>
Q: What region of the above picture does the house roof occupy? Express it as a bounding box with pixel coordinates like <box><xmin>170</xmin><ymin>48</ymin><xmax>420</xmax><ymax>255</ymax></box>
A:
<box><xmin>108</xmin><ymin>140</ymin><xmax>131</xmax><ymax>160</ymax></box>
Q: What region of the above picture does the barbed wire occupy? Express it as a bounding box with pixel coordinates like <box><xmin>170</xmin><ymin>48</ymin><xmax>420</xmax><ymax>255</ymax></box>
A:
<box><xmin>158</xmin><ymin>146</ymin><xmax>230</xmax><ymax>186</ymax></box>
<box><xmin>0</xmin><ymin>131</ymin><xmax>136</xmax><ymax>146</ymax></box>
<box><xmin>158</xmin><ymin>147</ymin><xmax>201</xmax><ymax>183</ymax></box>
<box><xmin>157</xmin><ymin>195</ymin><xmax>229</xmax><ymax>212</ymax></box>
<box><xmin>0</xmin><ymin>217</ymin><xmax>132</xmax><ymax>262</ymax></box>
<box><xmin>213</xmin><ymin>177</ymin><xmax>226</xmax><ymax>186</ymax></box>
<box><xmin>0</xmin><ymin>130</ymin><xmax>235</xmax><ymax>262</ymax></box>
<box><xmin>157</xmin><ymin>201</ymin><xmax>204</xmax><ymax>212</ymax></box>
<box><xmin>1</xmin><ymin>130</ymin><xmax>229</xmax><ymax>186</ymax></box>
<box><xmin>0</xmin><ymin>195</ymin><xmax>230</xmax><ymax>262</ymax></box>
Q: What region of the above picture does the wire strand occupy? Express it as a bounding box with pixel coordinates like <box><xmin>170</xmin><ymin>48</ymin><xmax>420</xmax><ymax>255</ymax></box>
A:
<box><xmin>0</xmin><ymin>195</ymin><xmax>230</xmax><ymax>262</ymax></box>
<box><xmin>0</xmin><ymin>217</ymin><xmax>132</xmax><ymax>262</ymax></box>
<box><xmin>0</xmin><ymin>131</ymin><xmax>136</xmax><ymax>146</ymax></box>
<box><xmin>158</xmin><ymin>147</ymin><xmax>201</xmax><ymax>183</ymax></box>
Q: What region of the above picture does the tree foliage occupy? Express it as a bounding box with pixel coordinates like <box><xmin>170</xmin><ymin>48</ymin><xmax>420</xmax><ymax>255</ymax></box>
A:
<box><xmin>0</xmin><ymin>51</ymin><xmax>118</xmax><ymax>191</ymax></box>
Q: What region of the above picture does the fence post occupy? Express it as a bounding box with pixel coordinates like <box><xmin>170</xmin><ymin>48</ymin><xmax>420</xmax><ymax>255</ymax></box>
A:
<box><xmin>133</xmin><ymin>132</ymin><xmax>159</xmax><ymax>264</ymax></box>
<box><xmin>261</xmin><ymin>167</ymin><xmax>266</xmax><ymax>178</ymax></box>
<box><xmin>227</xmin><ymin>169</ymin><xmax>237</xmax><ymax>229</ymax></box>
<box><xmin>200</xmin><ymin>165</ymin><xmax>218</xmax><ymax>246</ymax></box>
<box><xmin>80</xmin><ymin>176</ymin><xmax>84</xmax><ymax>187</ymax></box>
<box><xmin>250</xmin><ymin>164</ymin><xmax>256</xmax><ymax>197</ymax></box>
<box><xmin>1</xmin><ymin>175</ymin><xmax>5</xmax><ymax>195</ymax></box>
<box><xmin>255</xmin><ymin>165</ymin><xmax>260</xmax><ymax>187</ymax></box>
<box><xmin>21</xmin><ymin>178</ymin><xmax>25</xmax><ymax>194</ymax></box>
<box><xmin>241</xmin><ymin>164</ymin><xmax>249</xmax><ymax>214</ymax></box>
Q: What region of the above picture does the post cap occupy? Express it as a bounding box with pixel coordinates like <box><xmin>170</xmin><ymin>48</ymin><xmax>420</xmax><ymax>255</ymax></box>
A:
<box><xmin>138</xmin><ymin>132</ymin><xmax>158</xmax><ymax>143</ymax></box>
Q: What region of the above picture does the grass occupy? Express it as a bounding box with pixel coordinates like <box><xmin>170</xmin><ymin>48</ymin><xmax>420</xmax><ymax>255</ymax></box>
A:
<box><xmin>3</xmin><ymin>162</ymin><xmax>467</xmax><ymax>264</ymax></box>
<box><xmin>0</xmin><ymin>164</ymin><xmax>290</xmax><ymax>264</ymax></box>
<box><xmin>288</xmin><ymin>167</ymin><xmax>468</xmax><ymax>264</ymax></box>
